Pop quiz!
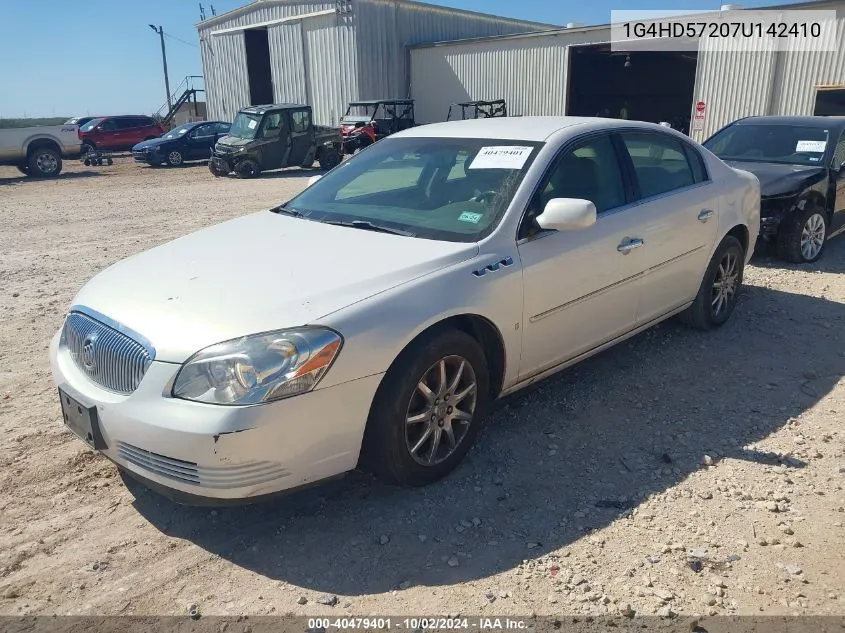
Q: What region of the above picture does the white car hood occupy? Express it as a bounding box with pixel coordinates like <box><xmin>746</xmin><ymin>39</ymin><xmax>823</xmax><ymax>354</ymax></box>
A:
<box><xmin>71</xmin><ymin>211</ymin><xmax>478</xmax><ymax>362</ymax></box>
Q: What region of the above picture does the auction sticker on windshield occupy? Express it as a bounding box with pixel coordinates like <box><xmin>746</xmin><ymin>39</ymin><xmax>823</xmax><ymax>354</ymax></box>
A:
<box><xmin>248</xmin><ymin>120</ymin><xmax>258</xmax><ymax>129</ymax></box>
<box><xmin>796</xmin><ymin>140</ymin><xmax>826</xmax><ymax>152</ymax></box>
<box><xmin>469</xmin><ymin>146</ymin><xmax>533</xmax><ymax>170</ymax></box>
<box><xmin>458</xmin><ymin>211</ymin><xmax>484</xmax><ymax>223</ymax></box>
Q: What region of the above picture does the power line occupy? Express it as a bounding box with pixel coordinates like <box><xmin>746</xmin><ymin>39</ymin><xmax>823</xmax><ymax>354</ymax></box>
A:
<box><xmin>163</xmin><ymin>31</ymin><xmax>199</xmax><ymax>48</ymax></box>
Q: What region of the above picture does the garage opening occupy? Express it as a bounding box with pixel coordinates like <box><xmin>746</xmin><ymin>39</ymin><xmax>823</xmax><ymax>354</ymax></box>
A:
<box><xmin>244</xmin><ymin>28</ymin><xmax>274</xmax><ymax>106</ymax></box>
<box><xmin>814</xmin><ymin>87</ymin><xmax>845</xmax><ymax>115</ymax></box>
<box><xmin>567</xmin><ymin>44</ymin><xmax>698</xmax><ymax>134</ymax></box>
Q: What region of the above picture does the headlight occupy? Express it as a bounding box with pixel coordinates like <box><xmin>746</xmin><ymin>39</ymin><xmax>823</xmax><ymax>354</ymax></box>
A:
<box><xmin>172</xmin><ymin>327</ymin><xmax>342</xmax><ymax>405</ymax></box>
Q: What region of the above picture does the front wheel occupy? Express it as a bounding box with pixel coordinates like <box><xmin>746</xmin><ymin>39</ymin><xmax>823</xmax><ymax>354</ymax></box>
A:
<box><xmin>777</xmin><ymin>207</ymin><xmax>828</xmax><ymax>264</ymax></box>
<box><xmin>166</xmin><ymin>150</ymin><xmax>184</xmax><ymax>167</ymax></box>
<box><xmin>234</xmin><ymin>159</ymin><xmax>260</xmax><ymax>179</ymax></box>
<box><xmin>360</xmin><ymin>329</ymin><xmax>489</xmax><ymax>486</ymax></box>
<box><xmin>680</xmin><ymin>235</ymin><xmax>744</xmax><ymax>330</ymax></box>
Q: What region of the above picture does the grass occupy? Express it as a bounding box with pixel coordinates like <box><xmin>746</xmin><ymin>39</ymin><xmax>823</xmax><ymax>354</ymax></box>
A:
<box><xmin>0</xmin><ymin>117</ymin><xmax>68</xmax><ymax>129</ymax></box>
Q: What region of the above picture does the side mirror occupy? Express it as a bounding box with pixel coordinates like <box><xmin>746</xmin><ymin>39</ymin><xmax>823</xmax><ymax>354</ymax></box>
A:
<box><xmin>308</xmin><ymin>174</ymin><xmax>322</xmax><ymax>187</ymax></box>
<box><xmin>536</xmin><ymin>198</ymin><xmax>597</xmax><ymax>232</ymax></box>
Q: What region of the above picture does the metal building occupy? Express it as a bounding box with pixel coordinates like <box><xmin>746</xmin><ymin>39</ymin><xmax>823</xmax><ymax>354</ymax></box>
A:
<box><xmin>410</xmin><ymin>0</ymin><xmax>845</xmax><ymax>141</ymax></box>
<box><xmin>197</xmin><ymin>0</ymin><xmax>557</xmax><ymax>125</ymax></box>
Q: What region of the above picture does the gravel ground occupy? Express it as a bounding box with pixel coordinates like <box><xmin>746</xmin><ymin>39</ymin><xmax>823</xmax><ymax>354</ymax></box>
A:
<box><xmin>0</xmin><ymin>157</ymin><xmax>843</xmax><ymax>618</ymax></box>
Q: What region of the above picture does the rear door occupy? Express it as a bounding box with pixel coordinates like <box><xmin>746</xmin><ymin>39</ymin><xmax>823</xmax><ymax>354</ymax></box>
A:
<box><xmin>287</xmin><ymin>108</ymin><xmax>314</xmax><ymax>166</ymax></box>
<box><xmin>830</xmin><ymin>128</ymin><xmax>845</xmax><ymax>234</ymax></box>
<box><xmin>96</xmin><ymin>118</ymin><xmax>121</xmax><ymax>149</ymax></box>
<box><xmin>616</xmin><ymin>131</ymin><xmax>719</xmax><ymax>325</ymax></box>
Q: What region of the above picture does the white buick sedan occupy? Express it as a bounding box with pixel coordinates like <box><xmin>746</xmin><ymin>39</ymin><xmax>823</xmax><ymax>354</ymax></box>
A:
<box><xmin>50</xmin><ymin>117</ymin><xmax>760</xmax><ymax>504</ymax></box>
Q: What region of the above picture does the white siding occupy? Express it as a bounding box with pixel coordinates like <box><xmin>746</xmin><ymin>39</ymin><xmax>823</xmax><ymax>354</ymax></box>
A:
<box><xmin>303</xmin><ymin>14</ymin><xmax>358</xmax><ymax>125</ymax></box>
<box><xmin>201</xmin><ymin>32</ymin><xmax>251</xmax><ymax>121</ymax></box>
<box><xmin>410</xmin><ymin>29</ymin><xmax>610</xmax><ymax>123</ymax></box>
<box><xmin>268</xmin><ymin>23</ymin><xmax>308</xmax><ymax>104</ymax></box>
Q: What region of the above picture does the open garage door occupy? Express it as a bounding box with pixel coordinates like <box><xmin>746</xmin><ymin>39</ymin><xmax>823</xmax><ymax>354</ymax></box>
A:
<box><xmin>566</xmin><ymin>42</ymin><xmax>698</xmax><ymax>134</ymax></box>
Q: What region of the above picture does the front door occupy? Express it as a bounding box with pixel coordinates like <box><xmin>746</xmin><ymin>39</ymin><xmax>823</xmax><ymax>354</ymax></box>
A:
<box><xmin>517</xmin><ymin>133</ymin><xmax>644</xmax><ymax>379</ymax></box>
<box><xmin>287</xmin><ymin>108</ymin><xmax>315</xmax><ymax>166</ymax></box>
<box><xmin>186</xmin><ymin>123</ymin><xmax>216</xmax><ymax>159</ymax></box>
<box><xmin>256</xmin><ymin>110</ymin><xmax>288</xmax><ymax>169</ymax></box>
<box><xmin>830</xmin><ymin>128</ymin><xmax>845</xmax><ymax>234</ymax></box>
<box><xmin>615</xmin><ymin>131</ymin><xmax>719</xmax><ymax>325</ymax></box>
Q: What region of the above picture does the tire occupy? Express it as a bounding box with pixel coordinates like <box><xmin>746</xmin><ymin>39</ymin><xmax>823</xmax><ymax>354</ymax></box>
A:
<box><xmin>166</xmin><ymin>150</ymin><xmax>184</xmax><ymax>167</ymax></box>
<box><xmin>27</xmin><ymin>146</ymin><xmax>62</xmax><ymax>177</ymax></box>
<box><xmin>80</xmin><ymin>142</ymin><xmax>95</xmax><ymax>155</ymax></box>
<box><xmin>680</xmin><ymin>235</ymin><xmax>744</xmax><ymax>330</ymax></box>
<box><xmin>15</xmin><ymin>164</ymin><xmax>29</xmax><ymax>175</ymax></box>
<box><xmin>234</xmin><ymin>159</ymin><xmax>260</xmax><ymax>179</ymax></box>
<box><xmin>318</xmin><ymin>147</ymin><xmax>341</xmax><ymax>170</ymax></box>
<box><xmin>208</xmin><ymin>161</ymin><xmax>223</xmax><ymax>177</ymax></box>
<box><xmin>360</xmin><ymin>328</ymin><xmax>489</xmax><ymax>486</ymax></box>
<box><xmin>776</xmin><ymin>206</ymin><xmax>828</xmax><ymax>264</ymax></box>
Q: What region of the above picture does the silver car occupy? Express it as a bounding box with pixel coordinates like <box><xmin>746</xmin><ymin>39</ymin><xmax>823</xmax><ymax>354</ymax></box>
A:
<box><xmin>50</xmin><ymin>117</ymin><xmax>760</xmax><ymax>504</ymax></box>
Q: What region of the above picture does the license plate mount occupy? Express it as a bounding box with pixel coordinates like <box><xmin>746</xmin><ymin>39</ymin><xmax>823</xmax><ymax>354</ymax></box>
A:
<box><xmin>58</xmin><ymin>388</ymin><xmax>106</xmax><ymax>450</ymax></box>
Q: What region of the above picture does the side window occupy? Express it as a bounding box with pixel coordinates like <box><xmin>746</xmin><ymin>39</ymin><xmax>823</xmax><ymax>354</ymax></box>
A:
<box><xmin>535</xmin><ymin>134</ymin><xmax>626</xmax><ymax>214</ymax></box>
<box><xmin>832</xmin><ymin>130</ymin><xmax>845</xmax><ymax>169</ymax></box>
<box><xmin>191</xmin><ymin>124</ymin><xmax>214</xmax><ymax>138</ymax></box>
<box><xmin>261</xmin><ymin>112</ymin><xmax>283</xmax><ymax>138</ymax></box>
<box><xmin>99</xmin><ymin>118</ymin><xmax>118</xmax><ymax>131</ymax></box>
<box><xmin>622</xmin><ymin>133</ymin><xmax>696</xmax><ymax>198</ymax></box>
<box><xmin>216</xmin><ymin>122</ymin><xmax>231</xmax><ymax>135</ymax></box>
<box><xmin>683</xmin><ymin>144</ymin><xmax>708</xmax><ymax>183</ymax></box>
<box><xmin>291</xmin><ymin>110</ymin><xmax>310</xmax><ymax>134</ymax></box>
<box><xmin>119</xmin><ymin>118</ymin><xmax>140</xmax><ymax>129</ymax></box>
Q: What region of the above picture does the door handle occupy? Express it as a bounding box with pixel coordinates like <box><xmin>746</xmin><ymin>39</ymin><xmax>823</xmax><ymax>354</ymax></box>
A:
<box><xmin>698</xmin><ymin>209</ymin><xmax>714</xmax><ymax>222</ymax></box>
<box><xmin>617</xmin><ymin>238</ymin><xmax>644</xmax><ymax>254</ymax></box>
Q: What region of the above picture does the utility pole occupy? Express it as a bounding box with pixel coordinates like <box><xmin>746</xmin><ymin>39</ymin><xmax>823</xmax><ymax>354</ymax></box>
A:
<box><xmin>149</xmin><ymin>25</ymin><xmax>172</xmax><ymax>112</ymax></box>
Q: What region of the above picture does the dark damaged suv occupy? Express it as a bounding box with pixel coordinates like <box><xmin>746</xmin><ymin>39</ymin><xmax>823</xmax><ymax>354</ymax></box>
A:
<box><xmin>704</xmin><ymin>116</ymin><xmax>845</xmax><ymax>263</ymax></box>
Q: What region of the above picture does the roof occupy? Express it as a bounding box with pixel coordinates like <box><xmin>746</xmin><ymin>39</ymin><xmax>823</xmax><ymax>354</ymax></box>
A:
<box><xmin>734</xmin><ymin>115</ymin><xmax>845</xmax><ymax>129</ymax></box>
<box><xmin>196</xmin><ymin>0</ymin><xmax>559</xmax><ymax>31</ymax></box>
<box><xmin>451</xmin><ymin>100</ymin><xmax>506</xmax><ymax>106</ymax></box>
<box><xmin>349</xmin><ymin>99</ymin><xmax>415</xmax><ymax>105</ymax></box>
<box><xmin>394</xmin><ymin>116</ymin><xmax>673</xmax><ymax>142</ymax></box>
<box><xmin>409</xmin><ymin>0</ymin><xmax>845</xmax><ymax>49</ymax></box>
<box><xmin>240</xmin><ymin>103</ymin><xmax>308</xmax><ymax>113</ymax></box>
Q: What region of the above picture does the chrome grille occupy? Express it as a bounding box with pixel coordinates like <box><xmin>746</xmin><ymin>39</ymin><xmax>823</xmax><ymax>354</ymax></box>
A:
<box><xmin>63</xmin><ymin>311</ymin><xmax>153</xmax><ymax>394</ymax></box>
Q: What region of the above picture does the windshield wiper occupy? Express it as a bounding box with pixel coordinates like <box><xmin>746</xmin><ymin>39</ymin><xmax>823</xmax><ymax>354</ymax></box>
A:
<box><xmin>321</xmin><ymin>219</ymin><xmax>416</xmax><ymax>237</ymax></box>
<box><xmin>272</xmin><ymin>205</ymin><xmax>305</xmax><ymax>217</ymax></box>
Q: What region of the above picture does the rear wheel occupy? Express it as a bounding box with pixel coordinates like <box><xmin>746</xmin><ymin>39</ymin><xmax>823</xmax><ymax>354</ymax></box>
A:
<box><xmin>360</xmin><ymin>328</ymin><xmax>489</xmax><ymax>486</ymax></box>
<box><xmin>318</xmin><ymin>147</ymin><xmax>341</xmax><ymax>170</ymax></box>
<box><xmin>80</xmin><ymin>142</ymin><xmax>95</xmax><ymax>155</ymax></box>
<box><xmin>777</xmin><ymin>207</ymin><xmax>828</xmax><ymax>263</ymax></box>
<box><xmin>28</xmin><ymin>147</ymin><xmax>62</xmax><ymax>177</ymax></box>
<box><xmin>680</xmin><ymin>235</ymin><xmax>744</xmax><ymax>330</ymax></box>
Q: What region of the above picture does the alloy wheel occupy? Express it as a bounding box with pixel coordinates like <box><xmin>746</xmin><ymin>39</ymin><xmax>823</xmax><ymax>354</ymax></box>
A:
<box><xmin>711</xmin><ymin>251</ymin><xmax>739</xmax><ymax>318</ymax></box>
<box><xmin>405</xmin><ymin>355</ymin><xmax>477</xmax><ymax>466</ymax></box>
<box><xmin>168</xmin><ymin>151</ymin><xmax>183</xmax><ymax>166</ymax></box>
<box><xmin>800</xmin><ymin>213</ymin><xmax>826</xmax><ymax>261</ymax></box>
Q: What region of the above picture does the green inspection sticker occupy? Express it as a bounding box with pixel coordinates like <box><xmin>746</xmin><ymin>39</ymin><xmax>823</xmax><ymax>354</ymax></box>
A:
<box><xmin>458</xmin><ymin>211</ymin><xmax>483</xmax><ymax>223</ymax></box>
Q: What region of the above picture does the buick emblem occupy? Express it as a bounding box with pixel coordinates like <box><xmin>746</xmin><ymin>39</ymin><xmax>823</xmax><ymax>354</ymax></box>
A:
<box><xmin>81</xmin><ymin>333</ymin><xmax>98</xmax><ymax>370</ymax></box>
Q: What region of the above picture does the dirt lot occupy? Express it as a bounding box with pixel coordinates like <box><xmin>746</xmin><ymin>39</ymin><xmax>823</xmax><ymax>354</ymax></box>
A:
<box><xmin>0</xmin><ymin>157</ymin><xmax>843</xmax><ymax>618</ymax></box>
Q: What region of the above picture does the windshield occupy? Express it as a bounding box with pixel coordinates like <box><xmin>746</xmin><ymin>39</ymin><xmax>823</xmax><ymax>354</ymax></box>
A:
<box><xmin>228</xmin><ymin>112</ymin><xmax>262</xmax><ymax>139</ymax></box>
<box><xmin>80</xmin><ymin>118</ymin><xmax>104</xmax><ymax>132</ymax></box>
<box><xmin>344</xmin><ymin>104</ymin><xmax>378</xmax><ymax>120</ymax></box>
<box><xmin>704</xmin><ymin>124</ymin><xmax>830</xmax><ymax>166</ymax></box>
<box><xmin>282</xmin><ymin>137</ymin><xmax>542</xmax><ymax>242</ymax></box>
<box><xmin>163</xmin><ymin>123</ymin><xmax>194</xmax><ymax>139</ymax></box>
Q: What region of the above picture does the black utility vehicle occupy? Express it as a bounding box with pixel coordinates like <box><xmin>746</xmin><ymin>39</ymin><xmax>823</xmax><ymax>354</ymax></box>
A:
<box><xmin>339</xmin><ymin>99</ymin><xmax>415</xmax><ymax>153</ymax></box>
<box><xmin>446</xmin><ymin>99</ymin><xmax>507</xmax><ymax>121</ymax></box>
<box><xmin>209</xmin><ymin>104</ymin><xmax>342</xmax><ymax>178</ymax></box>
<box><xmin>132</xmin><ymin>121</ymin><xmax>230</xmax><ymax>167</ymax></box>
<box><xmin>704</xmin><ymin>116</ymin><xmax>845</xmax><ymax>263</ymax></box>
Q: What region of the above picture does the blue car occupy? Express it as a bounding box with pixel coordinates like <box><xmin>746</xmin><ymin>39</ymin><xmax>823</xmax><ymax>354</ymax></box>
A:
<box><xmin>132</xmin><ymin>120</ymin><xmax>231</xmax><ymax>167</ymax></box>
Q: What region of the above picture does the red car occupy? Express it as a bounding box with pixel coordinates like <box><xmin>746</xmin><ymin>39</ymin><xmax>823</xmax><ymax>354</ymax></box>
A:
<box><xmin>79</xmin><ymin>115</ymin><xmax>167</xmax><ymax>153</ymax></box>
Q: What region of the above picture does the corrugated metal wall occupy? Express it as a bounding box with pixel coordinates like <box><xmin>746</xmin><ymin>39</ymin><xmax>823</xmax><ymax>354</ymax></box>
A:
<box><xmin>690</xmin><ymin>38</ymin><xmax>779</xmax><ymax>141</ymax></box>
<box><xmin>354</xmin><ymin>0</ymin><xmax>556</xmax><ymax>105</ymax></box>
<box><xmin>410</xmin><ymin>29</ymin><xmax>610</xmax><ymax>123</ymax></box>
<box><xmin>268</xmin><ymin>22</ymin><xmax>308</xmax><ymax>104</ymax></box>
<box><xmin>303</xmin><ymin>14</ymin><xmax>359</xmax><ymax>125</ymax></box>
<box><xmin>201</xmin><ymin>32</ymin><xmax>251</xmax><ymax>121</ymax></box>
<box><xmin>769</xmin><ymin>11</ymin><xmax>845</xmax><ymax>115</ymax></box>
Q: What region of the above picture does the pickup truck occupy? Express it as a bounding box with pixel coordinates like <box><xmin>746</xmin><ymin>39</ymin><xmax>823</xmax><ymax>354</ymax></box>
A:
<box><xmin>0</xmin><ymin>124</ymin><xmax>82</xmax><ymax>177</ymax></box>
<box><xmin>209</xmin><ymin>104</ymin><xmax>342</xmax><ymax>178</ymax></box>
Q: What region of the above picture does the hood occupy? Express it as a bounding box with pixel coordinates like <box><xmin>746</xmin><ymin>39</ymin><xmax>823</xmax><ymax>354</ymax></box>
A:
<box><xmin>723</xmin><ymin>160</ymin><xmax>827</xmax><ymax>197</ymax></box>
<box><xmin>132</xmin><ymin>137</ymin><xmax>171</xmax><ymax>151</ymax></box>
<box><xmin>71</xmin><ymin>211</ymin><xmax>478</xmax><ymax>363</ymax></box>
<box><xmin>216</xmin><ymin>135</ymin><xmax>253</xmax><ymax>148</ymax></box>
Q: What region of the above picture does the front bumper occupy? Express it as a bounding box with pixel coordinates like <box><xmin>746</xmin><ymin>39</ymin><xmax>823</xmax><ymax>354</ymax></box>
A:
<box><xmin>210</xmin><ymin>154</ymin><xmax>234</xmax><ymax>173</ymax></box>
<box><xmin>132</xmin><ymin>151</ymin><xmax>159</xmax><ymax>165</ymax></box>
<box><xmin>49</xmin><ymin>331</ymin><xmax>382</xmax><ymax>503</ymax></box>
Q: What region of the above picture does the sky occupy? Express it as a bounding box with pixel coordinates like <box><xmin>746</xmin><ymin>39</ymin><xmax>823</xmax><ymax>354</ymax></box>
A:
<box><xmin>0</xmin><ymin>0</ymin><xmax>813</xmax><ymax>118</ymax></box>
